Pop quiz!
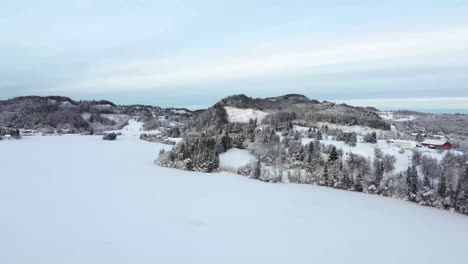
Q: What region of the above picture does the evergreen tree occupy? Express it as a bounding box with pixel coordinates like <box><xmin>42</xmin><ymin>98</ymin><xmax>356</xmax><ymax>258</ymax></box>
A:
<box><xmin>329</xmin><ymin>146</ymin><xmax>338</xmax><ymax>162</ymax></box>
<box><xmin>314</xmin><ymin>139</ymin><xmax>321</xmax><ymax>153</ymax></box>
<box><xmin>374</xmin><ymin>160</ymin><xmax>384</xmax><ymax>188</ymax></box>
<box><xmin>348</xmin><ymin>132</ymin><xmax>357</xmax><ymax>147</ymax></box>
<box><xmin>423</xmin><ymin>173</ymin><xmax>431</xmax><ymax>190</ymax></box>
<box><xmin>438</xmin><ymin>174</ymin><xmax>447</xmax><ymax>198</ymax></box>
<box><xmin>294</xmin><ymin>131</ymin><xmax>300</xmax><ymax>140</ymax></box>
<box><xmin>457</xmin><ymin>168</ymin><xmax>468</xmax><ymax>213</ymax></box>
<box><xmin>416</xmin><ymin>133</ymin><xmax>424</xmax><ymax>143</ymax></box>
<box><xmin>371</xmin><ymin>131</ymin><xmax>377</xmax><ymax>143</ymax></box>
<box><xmin>323</xmin><ymin>164</ymin><xmax>329</xmax><ymax>186</ymax></box>
<box><xmin>412</xmin><ymin>150</ymin><xmax>422</xmax><ymax>166</ymax></box>
<box><xmin>297</xmin><ymin>147</ymin><xmax>305</xmax><ymax>162</ymax></box>
<box><xmin>342</xmin><ymin>171</ymin><xmax>352</xmax><ymax>190</ymax></box>
<box><xmin>316</xmin><ymin>130</ymin><xmax>323</xmax><ymax>140</ymax></box>
<box><xmin>354</xmin><ymin>173</ymin><xmax>363</xmax><ymax>192</ymax></box>
<box><xmin>446</xmin><ymin>173</ymin><xmax>454</xmax><ymax>201</ymax></box>
<box><xmin>308</xmin><ymin>143</ymin><xmax>314</xmax><ymax>156</ymax></box>
<box><xmin>253</xmin><ymin>161</ymin><xmax>261</xmax><ymax>179</ymax></box>
<box><xmin>406</xmin><ymin>166</ymin><xmax>418</xmax><ymax>201</ymax></box>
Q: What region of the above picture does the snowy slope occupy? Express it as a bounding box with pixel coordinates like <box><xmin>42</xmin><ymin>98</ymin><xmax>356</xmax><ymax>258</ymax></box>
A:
<box><xmin>106</xmin><ymin>118</ymin><xmax>160</xmax><ymax>136</ymax></box>
<box><xmin>379</xmin><ymin>111</ymin><xmax>416</xmax><ymax>122</ymax></box>
<box><xmin>1</xmin><ymin>136</ymin><xmax>468</xmax><ymax>263</ymax></box>
<box><xmin>219</xmin><ymin>148</ymin><xmax>255</xmax><ymax>171</ymax></box>
<box><xmin>224</xmin><ymin>107</ymin><xmax>269</xmax><ymax>123</ymax></box>
<box><xmin>302</xmin><ymin>138</ymin><xmax>450</xmax><ymax>173</ymax></box>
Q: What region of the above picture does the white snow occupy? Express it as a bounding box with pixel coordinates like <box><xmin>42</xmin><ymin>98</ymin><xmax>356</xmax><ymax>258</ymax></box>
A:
<box><xmin>422</xmin><ymin>139</ymin><xmax>448</xmax><ymax>145</ymax></box>
<box><xmin>106</xmin><ymin>118</ymin><xmax>160</xmax><ymax>136</ymax></box>
<box><xmin>379</xmin><ymin>111</ymin><xmax>416</xmax><ymax>122</ymax></box>
<box><xmin>167</xmin><ymin>137</ymin><xmax>183</xmax><ymax>144</ymax></box>
<box><xmin>100</xmin><ymin>114</ymin><xmax>131</xmax><ymax>123</ymax></box>
<box><xmin>293</xmin><ymin>125</ymin><xmax>310</xmax><ymax>132</ymax></box>
<box><xmin>302</xmin><ymin>138</ymin><xmax>450</xmax><ymax>173</ymax></box>
<box><xmin>224</xmin><ymin>107</ymin><xmax>269</xmax><ymax>123</ymax></box>
<box><xmin>219</xmin><ymin>148</ymin><xmax>255</xmax><ymax>171</ymax></box>
<box><xmin>1</xmin><ymin>136</ymin><xmax>468</xmax><ymax>263</ymax></box>
<box><xmin>171</xmin><ymin>109</ymin><xmax>188</xmax><ymax>115</ymax></box>
<box><xmin>315</xmin><ymin>121</ymin><xmax>390</xmax><ymax>137</ymax></box>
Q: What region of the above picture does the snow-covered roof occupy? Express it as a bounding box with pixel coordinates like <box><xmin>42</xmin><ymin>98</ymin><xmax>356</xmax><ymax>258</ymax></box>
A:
<box><xmin>422</xmin><ymin>139</ymin><xmax>448</xmax><ymax>146</ymax></box>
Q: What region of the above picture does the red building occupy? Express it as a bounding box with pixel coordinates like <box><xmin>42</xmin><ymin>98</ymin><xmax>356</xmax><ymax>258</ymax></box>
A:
<box><xmin>421</xmin><ymin>139</ymin><xmax>452</xmax><ymax>150</ymax></box>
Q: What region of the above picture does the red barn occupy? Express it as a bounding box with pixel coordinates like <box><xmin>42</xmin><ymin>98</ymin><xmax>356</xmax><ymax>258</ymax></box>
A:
<box><xmin>421</xmin><ymin>139</ymin><xmax>452</xmax><ymax>150</ymax></box>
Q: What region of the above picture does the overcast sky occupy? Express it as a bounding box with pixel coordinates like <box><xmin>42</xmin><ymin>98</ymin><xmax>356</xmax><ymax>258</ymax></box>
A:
<box><xmin>1</xmin><ymin>0</ymin><xmax>468</xmax><ymax>112</ymax></box>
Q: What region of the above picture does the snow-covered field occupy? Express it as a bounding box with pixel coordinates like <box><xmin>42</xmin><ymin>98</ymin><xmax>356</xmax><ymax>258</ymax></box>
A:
<box><xmin>106</xmin><ymin>119</ymin><xmax>161</xmax><ymax>136</ymax></box>
<box><xmin>219</xmin><ymin>148</ymin><xmax>255</xmax><ymax>171</ymax></box>
<box><xmin>224</xmin><ymin>107</ymin><xmax>269</xmax><ymax>123</ymax></box>
<box><xmin>301</xmin><ymin>138</ymin><xmax>451</xmax><ymax>173</ymax></box>
<box><xmin>1</xmin><ymin>136</ymin><xmax>468</xmax><ymax>263</ymax></box>
<box><xmin>379</xmin><ymin>111</ymin><xmax>416</xmax><ymax>122</ymax></box>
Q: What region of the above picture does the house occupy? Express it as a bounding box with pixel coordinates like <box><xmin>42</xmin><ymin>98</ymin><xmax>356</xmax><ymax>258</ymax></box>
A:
<box><xmin>421</xmin><ymin>139</ymin><xmax>452</xmax><ymax>150</ymax></box>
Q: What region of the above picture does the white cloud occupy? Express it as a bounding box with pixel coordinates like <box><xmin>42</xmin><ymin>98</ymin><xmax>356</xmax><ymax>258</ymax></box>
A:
<box><xmin>334</xmin><ymin>97</ymin><xmax>468</xmax><ymax>111</ymax></box>
<box><xmin>47</xmin><ymin>26</ymin><xmax>468</xmax><ymax>93</ymax></box>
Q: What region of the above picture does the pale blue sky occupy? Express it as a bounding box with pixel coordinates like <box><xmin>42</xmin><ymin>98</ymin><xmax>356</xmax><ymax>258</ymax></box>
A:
<box><xmin>1</xmin><ymin>0</ymin><xmax>468</xmax><ymax>112</ymax></box>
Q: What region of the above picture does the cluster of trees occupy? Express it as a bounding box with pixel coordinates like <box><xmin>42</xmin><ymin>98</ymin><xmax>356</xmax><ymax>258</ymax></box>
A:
<box><xmin>364</xmin><ymin>131</ymin><xmax>378</xmax><ymax>143</ymax></box>
<box><xmin>336</xmin><ymin>131</ymin><xmax>358</xmax><ymax>146</ymax></box>
<box><xmin>408</xmin><ymin>150</ymin><xmax>468</xmax><ymax>212</ymax></box>
<box><xmin>157</xmin><ymin>95</ymin><xmax>468</xmax><ymax>215</ymax></box>
<box><xmin>0</xmin><ymin>128</ymin><xmax>21</xmax><ymax>139</ymax></box>
<box><xmin>159</xmin><ymin>135</ymin><xmax>220</xmax><ymax>172</ymax></box>
<box><xmin>102</xmin><ymin>132</ymin><xmax>118</xmax><ymax>141</ymax></box>
<box><xmin>0</xmin><ymin>96</ymin><xmax>194</xmax><ymax>134</ymax></box>
<box><xmin>160</xmin><ymin>110</ymin><xmax>468</xmax><ymax>215</ymax></box>
<box><xmin>288</xmin><ymin>103</ymin><xmax>391</xmax><ymax>130</ymax></box>
<box><xmin>248</xmin><ymin>132</ymin><xmax>468</xmax><ymax>214</ymax></box>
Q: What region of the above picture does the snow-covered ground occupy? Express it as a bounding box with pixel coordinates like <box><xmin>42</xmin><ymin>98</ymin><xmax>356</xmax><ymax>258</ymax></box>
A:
<box><xmin>224</xmin><ymin>107</ymin><xmax>269</xmax><ymax>123</ymax></box>
<box><xmin>302</xmin><ymin>138</ymin><xmax>450</xmax><ymax>173</ymax></box>
<box><xmin>1</xmin><ymin>136</ymin><xmax>468</xmax><ymax>263</ymax></box>
<box><xmin>219</xmin><ymin>148</ymin><xmax>255</xmax><ymax>171</ymax></box>
<box><xmin>294</xmin><ymin>123</ymin><xmax>390</xmax><ymax>137</ymax></box>
<box><xmin>106</xmin><ymin>118</ymin><xmax>161</xmax><ymax>136</ymax></box>
<box><xmin>379</xmin><ymin>111</ymin><xmax>416</xmax><ymax>122</ymax></box>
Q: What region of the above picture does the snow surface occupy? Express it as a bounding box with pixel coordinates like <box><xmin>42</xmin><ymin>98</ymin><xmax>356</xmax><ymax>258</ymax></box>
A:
<box><xmin>315</xmin><ymin>121</ymin><xmax>390</xmax><ymax>137</ymax></box>
<box><xmin>219</xmin><ymin>148</ymin><xmax>255</xmax><ymax>171</ymax></box>
<box><xmin>302</xmin><ymin>138</ymin><xmax>450</xmax><ymax>173</ymax></box>
<box><xmin>1</xmin><ymin>136</ymin><xmax>468</xmax><ymax>263</ymax></box>
<box><xmin>107</xmin><ymin>118</ymin><xmax>160</xmax><ymax>136</ymax></box>
<box><xmin>224</xmin><ymin>107</ymin><xmax>269</xmax><ymax>123</ymax></box>
<box><xmin>379</xmin><ymin>111</ymin><xmax>416</xmax><ymax>122</ymax></box>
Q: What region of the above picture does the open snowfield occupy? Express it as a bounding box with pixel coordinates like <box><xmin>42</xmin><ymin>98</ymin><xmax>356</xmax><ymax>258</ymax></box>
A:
<box><xmin>224</xmin><ymin>107</ymin><xmax>269</xmax><ymax>123</ymax></box>
<box><xmin>301</xmin><ymin>138</ymin><xmax>451</xmax><ymax>173</ymax></box>
<box><xmin>1</xmin><ymin>136</ymin><xmax>468</xmax><ymax>263</ymax></box>
<box><xmin>219</xmin><ymin>148</ymin><xmax>255</xmax><ymax>171</ymax></box>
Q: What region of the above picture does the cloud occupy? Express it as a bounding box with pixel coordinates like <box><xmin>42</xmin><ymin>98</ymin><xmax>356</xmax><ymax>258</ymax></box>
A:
<box><xmin>334</xmin><ymin>97</ymin><xmax>468</xmax><ymax>112</ymax></box>
<box><xmin>45</xmin><ymin>26</ymin><xmax>468</xmax><ymax>93</ymax></box>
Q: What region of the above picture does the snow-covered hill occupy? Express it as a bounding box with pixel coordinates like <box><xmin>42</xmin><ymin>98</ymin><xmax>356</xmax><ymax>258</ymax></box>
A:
<box><xmin>1</xmin><ymin>136</ymin><xmax>468</xmax><ymax>263</ymax></box>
